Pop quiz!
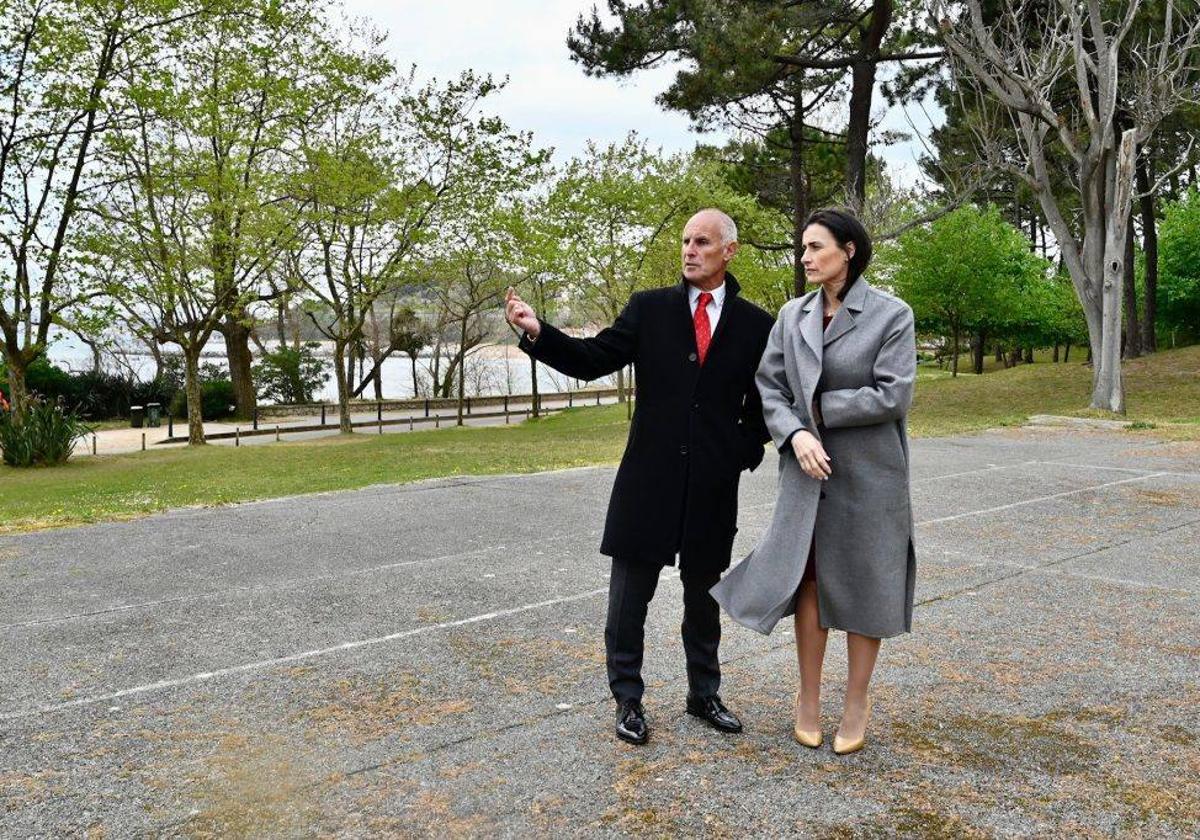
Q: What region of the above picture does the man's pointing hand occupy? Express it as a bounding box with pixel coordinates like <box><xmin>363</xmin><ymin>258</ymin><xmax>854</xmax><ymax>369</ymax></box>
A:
<box><xmin>505</xmin><ymin>287</ymin><xmax>541</xmax><ymax>339</ymax></box>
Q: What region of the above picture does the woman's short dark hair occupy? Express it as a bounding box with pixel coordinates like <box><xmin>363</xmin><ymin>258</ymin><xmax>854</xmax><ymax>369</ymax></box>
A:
<box><xmin>803</xmin><ymin>207</ymin><xmax>873</xmax><ymax>300</ymax></box>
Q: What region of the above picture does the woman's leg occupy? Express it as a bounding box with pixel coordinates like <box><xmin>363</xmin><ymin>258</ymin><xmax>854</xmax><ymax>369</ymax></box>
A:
<box><xmin>838</xmin><ymin>632</ymin><xmax>881</xmax><ymax>740</ymax></box>
<box><xmin>793</xmin><ymin>580</ymin><xmax>827</xmax><ymax>732</ymax></box>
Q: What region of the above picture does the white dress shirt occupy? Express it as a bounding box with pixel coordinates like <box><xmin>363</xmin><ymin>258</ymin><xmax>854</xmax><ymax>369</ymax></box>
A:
<box><xmin>688</xmin><ymin>281</ymin><xmax>726</xmax><ymax>331</ymax></box>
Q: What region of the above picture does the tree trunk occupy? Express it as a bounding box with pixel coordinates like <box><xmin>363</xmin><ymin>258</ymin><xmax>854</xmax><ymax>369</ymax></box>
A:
<box><xmin>530</xmin><ymin>356</ymin><xmax>540</xmax><ymax>419</ymax></box>
<box><xmin>1092</xmin><ymin>131</ymin><xmax>1135</xmax><ymax>413</ymax></box>
<box><xmin>789</xmin><ymin>76</ymin><xmax>809</xmax><ymax>298</ymax></box>
<box><xmin>1122</xmin><ymin>207</ymin><xmax>1141</xmax><ymax>358</ymax></box>
<box><xmin>616</xmin><ymin>367</ymin><xmax>626</xmax><ymax>403</ymax></box>
<box><xmin>456</xmin><ymin>320</ymin><xmax>468</xmax><ymax>426</ymax></box>
<box><xmin>950</xmin><ymin>327</ymin><xmax>960</xmax><ymax>377</ymax></box>
<box><xmin>276</xmin><ymin>297</ymin><xmax>288</xmax><ymax>347</ymax></box>
<box><xmin>1064</xmin><ymin>341</ymin><xmax>1071</xmax><ymax>363</ymax></box>
<box><xmin>844</xmin><ymin>0</ymin><xmax>891</xmax><ymax>212</ymax></box>
<box><xmin>332</xmin><ymin>340</ymin><xmax>352</xmax><ymax>433</ymax></box>
<box><xmin>409</xmin><ymin>355</ymin><xmax>420</xmax><ymax>398</ymax></box>
<box><xmin>144</xmin><ymin>337</ymin><xmax>164</xmax><ymax>381</ymax></box>
<box><xmin>1052</xmin><ymin>344</ymin><xmax>1059</xmax><ymax>363</ymax></box>
<box><xmin>5</xmin><ymin>356</ymin><xmax>29</xmax><ymax>419</ymax></box>
<box><xmin>1023</xmin><ymin>346</ymin><xmax>1033</xmax><ymax>364</ymax></box>
<box><xmin>371</xmin><ymin>336</ymin><xmax>384</xmax><ymax>401</ymax></box>
<box><xmin>221</xmin><ymin>316</ymin><xmax>257</xmax><ymax>420</ymax></box>
<box><xmin>973</xmin><ymin>330</ymin><xmax>986</xmax><ymax>374</ymax></box>
<box><xmin>1136</xmin><ymin>153</ymin><xmax>1158</xmax><ymax>352</ymax></box>
<box><xmin>184</xmin><ymin>348</ymin><xmax>206</xmax><ymax>446</ymax></box>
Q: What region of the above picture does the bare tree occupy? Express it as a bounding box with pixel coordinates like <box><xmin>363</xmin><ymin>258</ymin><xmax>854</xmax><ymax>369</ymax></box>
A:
<box><xmin>932</xmin><ymin>0</ymin><xmax>1200</xmax><ymax>411</ymax></box>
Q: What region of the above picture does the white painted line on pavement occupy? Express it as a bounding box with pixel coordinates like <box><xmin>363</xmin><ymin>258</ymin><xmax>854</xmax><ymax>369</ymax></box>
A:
<box><xmin>918</xmin><ymin>473</ymin><xmax>1170</xmax><ymax>526</ymax></box>
<box><xmin>0</xmin><ymin>587</ymin><xmax>609</xmax><ymax>720</ymax></box>
<box><xmin>913</xmin><ymin>460</ymin><xmax>1039</xmax><ymax>482</ymax></box>
<box><xmin>931</xmin><ymin>545</ymin><xmax>1197</xmax><ymax>596</ymax></box>
<box><xmin>1039</xmin><ymin>459</ymin><xmax>1200</xmax><ymax>480</ymax></box>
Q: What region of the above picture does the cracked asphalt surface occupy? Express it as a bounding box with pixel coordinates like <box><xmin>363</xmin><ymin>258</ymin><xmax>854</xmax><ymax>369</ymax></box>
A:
<box><xmin>2</xmin><ymin>426</ymin><xmax>1199</xmax><ymax>837</ymax></box>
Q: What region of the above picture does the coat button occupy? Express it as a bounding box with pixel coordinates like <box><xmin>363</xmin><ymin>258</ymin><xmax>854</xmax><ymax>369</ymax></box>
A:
<box><xmin>692</xmin><ymin>402</ymin><xmax>700</xmax><ymax>410</ymax></box>
<box><xmin>687</xmin><ymin>352</ymin><xmax>697</xmax><ymax>362</ymax></box>
<box><xmin>680</xmin><ymin>445</ymin><xmax>689</xmax><ymax>456</ymax></box>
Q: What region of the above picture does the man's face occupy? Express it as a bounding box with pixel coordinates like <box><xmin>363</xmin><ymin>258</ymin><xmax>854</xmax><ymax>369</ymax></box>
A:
<box><xmin>681</xmin><ymin>213</ymin><xmax>737</xmax><ymax>286</ymax></box>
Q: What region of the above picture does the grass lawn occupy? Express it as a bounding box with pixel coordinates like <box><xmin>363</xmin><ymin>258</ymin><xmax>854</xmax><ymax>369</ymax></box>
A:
<box><xmin>3</xmin><ymin>346</ymin><xmax>1198</xmax><ymax>534</ymax></box>
<box><xmin>909</xmin><ymin>344</ymin><xmax>1200</xmax><ymax>437</ymax></box>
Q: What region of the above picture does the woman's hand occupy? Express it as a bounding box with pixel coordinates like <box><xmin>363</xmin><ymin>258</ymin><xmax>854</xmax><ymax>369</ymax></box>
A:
<box><xmin>790</xmin><ymin>429</ymin><xmax>831</xmax><ymax>480</ymax></box>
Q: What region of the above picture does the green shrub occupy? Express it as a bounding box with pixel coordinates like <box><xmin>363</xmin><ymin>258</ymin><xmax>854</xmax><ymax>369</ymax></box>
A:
<box><xmin>0</xmin><ymin>358</ymin><xmax>74</xmax><ymax>405</ymax></box>
<box><xmin>169</xmin><ymin>378</ymin><xmax>237</xmax><ymax>421</ymax></box>
<box><xmin>0</xmin><ymin>398</ymin><xmax>92</xmax><ymax>467</ymax></box>
<box><xmin>252</xmin><ymin>343</ymin><xmax>330</xmax><ymax>404</ymax></box>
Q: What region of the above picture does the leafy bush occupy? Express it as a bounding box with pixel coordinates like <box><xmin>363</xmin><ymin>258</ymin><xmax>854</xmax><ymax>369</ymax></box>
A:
<box><xmin>1159</xmin><ymin>188</ymin><xmax>1200</xmax><ymax>344</ymax></box>
<box><xmin>0</xmin><ymin>398</ymin><xmax>92</xmax><ymax>467</ymax></box>
<box><xmin>169</xmin><ymin>378</ymin><xmax>237</xmax><ymax>421</ymax></box>
<box><xmin>0</xmin><ymin>357</ymin><xmax>74</xmax><ymax>405</ymax></box>
<box><xmin>252</xmin><ymin>342</ymin><xmax>330</xmax><ymax>404</ymax></box>
<box><xmin>0</xmin><ymin>358</ymin><xmax>184</xmax><ymax>421</ymax></box>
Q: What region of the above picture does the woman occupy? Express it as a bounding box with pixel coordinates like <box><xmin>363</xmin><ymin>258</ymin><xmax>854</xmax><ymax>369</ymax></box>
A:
<box><xmin>711</xmin><ymin>207</ymin><xmax>916</xmax><ymax>755</ymax></box>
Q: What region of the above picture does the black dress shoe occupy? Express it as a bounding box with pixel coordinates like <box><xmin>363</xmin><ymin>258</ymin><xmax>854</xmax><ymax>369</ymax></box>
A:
<box><xmin>686</xmin><ymin>694</ymin><xmax>743</xmax><ymax>733</ymax></box>
<box><xmin>615</xmin><ymin>699</ymin><xmax>649</xmax><ymax>745</ymax></box>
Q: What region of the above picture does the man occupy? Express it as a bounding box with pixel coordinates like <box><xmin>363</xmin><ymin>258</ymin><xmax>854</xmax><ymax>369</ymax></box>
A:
<box><xmin>504</xmin><ymin>208</ymin><xmax>774</xmax><ymax>745</ymax></box>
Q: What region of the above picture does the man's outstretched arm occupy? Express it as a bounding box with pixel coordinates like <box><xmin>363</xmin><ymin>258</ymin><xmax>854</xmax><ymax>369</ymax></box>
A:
<box><xmin>506</xmin><ymin>287</ymin><xmax>639</xmax><ymax>382</ymax></box>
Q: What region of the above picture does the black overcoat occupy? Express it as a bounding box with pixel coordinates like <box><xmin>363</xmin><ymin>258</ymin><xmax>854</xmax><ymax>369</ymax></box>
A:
<box><xmin>519</xmin><ymin>274</ymin><xmax>774</xmax><ymax>574</ymax></box>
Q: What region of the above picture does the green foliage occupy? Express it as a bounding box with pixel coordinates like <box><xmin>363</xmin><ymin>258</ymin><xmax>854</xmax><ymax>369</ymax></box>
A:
<box><xmin>0</xmin><ymin>357</ymin><xmax>181</xmax><ymax>420</ymax></box>
<box><xmin>1159</xmin><ymin>188</ymin><xmax>1200</xmax><ymax>342</ymax></box>
<box><xmin>883</xmin><ymin>205</ymin><xmax>1061</xmax><ymax>365</ymax></box>
<box><xmin>252</xmin><ymin>343</ymin><xmax>330</xmax><ymax>404</ymax></box>
<box><xmin>167</xmin><ymin>366</ymin><xmax>236</xmax><ymax>421</ymax></box>
<box><xmin>0</xmin><ymin>397</ymin><xmax>92</xmax><ymax>468</ymax></box>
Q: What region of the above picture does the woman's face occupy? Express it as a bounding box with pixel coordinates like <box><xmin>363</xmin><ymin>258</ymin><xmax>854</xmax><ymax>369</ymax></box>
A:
<box><xmin>801</xmin><ymin>223</ymin><xmax>854</xmax><ymax>287</ymax></box>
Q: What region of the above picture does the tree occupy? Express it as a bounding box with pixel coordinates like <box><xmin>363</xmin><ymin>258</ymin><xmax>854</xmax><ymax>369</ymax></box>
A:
<box><xmin>545</xmin><ymin>136</ymin><xmax>685</xmax><ymax>401</ymax></box>
<box><xmin>569</xmin><ymin>1</ymin><xmax>942</xmax><ymax>293</ymax></box>
<box><xmin>1158</xmin><ymin>188</ymin><xmax>1200</xmax><ymax>344</ymax></box>
<box><xmin>932</xmin><ymin>0</ymin><xmax>1200</xmax><ymax>412</ymax></box>
<box><xmin>887</xmin><ymin>204</ymin><xmax>1049</xmax><ymax>375</ymax></box>
<box><xmin>0</xmin><ymin>0</ymin><xmax>201</xmax><ymax>419</ymax></box>
<box><xmin>289</xmin><ymin>68</ymin><xmax>534</xmax><ymax>432</ymax></box>
<box><xmin>89</xmin><ymin>0</ymin><xmax>321</xmax><ymax>444</ymax></box>
<box><xmin>354</xmin><ymin>302</ymin><xmax>429</xmax><ymax>400</ymax></box>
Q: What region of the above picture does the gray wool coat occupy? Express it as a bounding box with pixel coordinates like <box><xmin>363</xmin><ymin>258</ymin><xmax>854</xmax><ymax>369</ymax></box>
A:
<box><xmin>710</xmin><ymin>279</ymin><xmax>917</xmax><ymax>639</ymax></box>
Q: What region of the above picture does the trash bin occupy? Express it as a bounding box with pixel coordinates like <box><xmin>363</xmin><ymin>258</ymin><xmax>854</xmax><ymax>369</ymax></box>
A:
<box><xmin>146</xmin><ymin>402</ymin><xmax>162</xmax><ymax>428</ymax></box>
<box><xmin>130</xmin><ymin>405</ymin><xmax>145</xmax><ymax>428</ymax></box>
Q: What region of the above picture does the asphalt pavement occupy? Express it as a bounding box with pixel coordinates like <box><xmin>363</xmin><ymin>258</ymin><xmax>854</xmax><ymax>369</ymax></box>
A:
<box><xmin>2</xmin><ymin>426</ymin><xmax>1198</xmax><ymax>837</ymax></box>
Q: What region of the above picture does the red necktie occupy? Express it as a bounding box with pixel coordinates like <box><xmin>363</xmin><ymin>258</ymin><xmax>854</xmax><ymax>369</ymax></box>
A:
<box><xmin>694</xmin><ymin>291</ymin><xmax>713</xmax><ymax>365</ymax></box>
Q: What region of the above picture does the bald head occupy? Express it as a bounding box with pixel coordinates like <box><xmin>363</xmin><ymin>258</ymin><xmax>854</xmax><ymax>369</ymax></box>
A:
<box><xmin>689</xmin><ymin>208</ymin><xmax>738</xmax><ymax>245</ymax></box>
<box><xmin>682</xmin><ymin>208</ymin><xmax>739</xmax><ymax>290</ymax></box>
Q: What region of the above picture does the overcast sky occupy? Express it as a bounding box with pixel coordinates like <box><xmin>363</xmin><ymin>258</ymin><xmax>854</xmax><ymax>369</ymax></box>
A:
<box><xmin>342</xmin><ymin>0</ymin><xmax>938</xmax><ymax>186</ymax></box>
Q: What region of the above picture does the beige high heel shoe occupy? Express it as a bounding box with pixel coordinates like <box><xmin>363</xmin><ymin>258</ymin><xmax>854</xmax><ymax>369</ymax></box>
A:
<box><xmin>792</xmin><ymin>691</ymin><xmax>822</xmax><ymax>749</ymax></box>
<box><xmin>833</xmin><ymin>697</ymin><xmax>872</xmax><ymax>756</ymax></box>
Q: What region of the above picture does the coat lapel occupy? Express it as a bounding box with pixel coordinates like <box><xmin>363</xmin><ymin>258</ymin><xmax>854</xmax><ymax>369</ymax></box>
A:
<box><xmin>797</xmin><ymin>290</ymin><xmax>824</xmax><ymax>367</ymax></box>
<box><xmin>824</xmin><ymin>279</ymin><xmax>869</xmax><ymax>346</ymax></box>
<box><xmin>788</xmin><ymin>290</ymin><xmax>823</xmax><ymax>429</ymax></box>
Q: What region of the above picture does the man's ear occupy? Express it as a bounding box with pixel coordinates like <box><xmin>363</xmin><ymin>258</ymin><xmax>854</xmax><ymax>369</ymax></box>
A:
<box><xmin>724</xmin><ymin>240</ymin><xmax>740</xmax><ymax>263</ymax></box>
